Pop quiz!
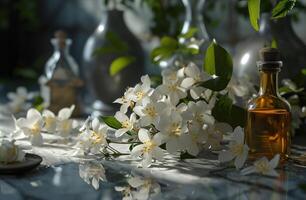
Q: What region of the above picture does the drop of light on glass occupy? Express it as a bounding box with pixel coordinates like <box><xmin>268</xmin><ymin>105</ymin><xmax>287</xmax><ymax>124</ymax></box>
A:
<box><xmin>240</xmin><ymin>53</ymin><xmax>250</xmax><ymax>65</ymax></box>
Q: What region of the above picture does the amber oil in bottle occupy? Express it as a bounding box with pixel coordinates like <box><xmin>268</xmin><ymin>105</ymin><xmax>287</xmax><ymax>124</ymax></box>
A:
<box><xmin>245</xmin><ymin>48</ymin><xmax>291</xmax><ymax>163</ymax></box>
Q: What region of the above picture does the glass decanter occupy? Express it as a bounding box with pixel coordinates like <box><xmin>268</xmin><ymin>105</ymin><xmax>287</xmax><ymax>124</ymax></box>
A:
<box><xmin>245</xmin><ymin>48</ymin><xmax>291</xmax><ymax>163</ymax></box>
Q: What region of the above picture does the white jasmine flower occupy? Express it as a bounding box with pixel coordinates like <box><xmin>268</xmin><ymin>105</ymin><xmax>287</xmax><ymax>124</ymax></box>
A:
<box><xmin>181</xmin><ymin>63</ymin><xmax>210</xmax><ymax>89</ymax></box>
<box><xmin>225</xmin><ymin>77</ymin><xmax>256</xmax><ymax>102</ymax></box>
<box><xmin>114</xmin><ymin>112</ymin><xmax>137</xmax><ymax>137</ymax></box>
<box><xmin>56</xmin><ymin>105</ymin><xmax>75</xmax><ymax>137</ymax></box>
<box><xmin>189</xmin><ymin>86</ymin><xmax>213</xmax><ymax>101</ymax></box>
<box><xmin>241</xmin><ymin>154</ymin><xmax>280</xmax><ymax>177</ymax></box>
<box><xmin>6</xmin><ymin>87</ymin><xmax>33</xmax><ymax>113</ymax></box>
<box><xmin>133</xmin><ymin>101</ymin><xmax>167</xmax><ymax>127</ymax></box>
<box><xmin>42</xmin><ymin>110</ymin><xmax>57</xmax><ymax>132</ymax></box>
<box><xmin>114</xmin><ymin>87</ymin><xmax>135</xmax><ymax>113</ymax></box>
<box><xmin>16</xmin><ymin>108</ymin><xmax>44</xmax><ymax>146</ymax></box>
<box><xmin>131</xmin><ymin>129</ymin><xmax>164</xmax><ymax>168</ymax></box>
<box><xmin>203</xmin><ymin>122</ymin><xmax>232</xmax><ymax>151</ymax></box>
<box><xmin>0</xmin><ymin>138</ymin><xmax>25</xmax><ymax>163</ymax></box>
<box><xmin>161</xmin><ymin>68</ymin><xmax>180</xmax><ymax>83</ymax></box>
<box><xmin>115</xmin><ymin>186</ymin><xmax>133</xmax><ymax>200</ymax></box>
<box><xmin>182</xmin><ymin>101</ymin><xmax>215</xmax><ymax>129</ymax></box>
<box><xmin>78</xmin><ymin>118</ymin><xmax>108</xmax><ymax>154</ymax></box>
<box><xmin>7</xmin><ymin>87</ymin><xmax>33</xmax><ymax>102</ymax></box>
<box><xmin>130</xmin><ymin>75</ymin><xmax>153</xmax><ymax>105</ymax></box>
<box><xmin>156</xmin><ymin>78</ymin><xmax>187</xmax><ymax>106</ymax></box>
<box><xmin>128</xmin><ymin>176</ymin><xmax>161</xmax><ymax>200</ymax></box>
<box><xmin>79</xmin><ymin>162</ymin><xmax>107</xmax><ymax>190</ymax></box>
<box><xmin>181</xmin><ymin>124</ymin><xmax>207</xmax><ymax>156</ymax></box>
<box><xmin>156</xmin><ymin>111</ymin><xmax>188</xmax><ymax>154</ymax></box>
<box><xmin>218</xmin><ymin>126</ymin><xmax>249</xmax><ymax>169</ymax></box>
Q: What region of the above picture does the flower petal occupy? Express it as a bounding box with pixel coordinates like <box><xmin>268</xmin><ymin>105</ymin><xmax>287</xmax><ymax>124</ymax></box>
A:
<box><xmin>138</xmin><ymin>129</ymin><xmax>150</xmax><ymax>143</ymax></box>
<box><xmin>240</xmin><ymin>166</ymin><xmax>256</xmax><ymax>176</ymax></box>
<box><xmin>131</xmin><ymin>144</ymin><xmax>145</xmax><ymax>158</ymax></box>
<box><xmin>269</xmin><ymin>154</ymin><xmax>280</xmax><ymax>169</ymax></box>
<box><xmin>232</xmin><ymin>126</ymin><xmax>244</xmax><ymax>144</ymax></box>
<box><xmin>115</xmin><ymin>128</ymin><xmax>128</xmax><ymax>138</ymax></box>
<box><xmin>152</xmin><ymin>147</ymin><xmax>164</xmax><ymax>161</ymax></box>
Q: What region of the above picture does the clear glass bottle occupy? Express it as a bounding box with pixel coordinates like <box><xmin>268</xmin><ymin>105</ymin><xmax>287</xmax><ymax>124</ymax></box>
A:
<box><xmin>45</xmin><ymin>31</ymin><xmax>79</xmax><ymax>80</ymax></box>
<box><xmin>245</xmin><ymin>48</ymin><xmax>291</xmax><ymax>163</ymax></box>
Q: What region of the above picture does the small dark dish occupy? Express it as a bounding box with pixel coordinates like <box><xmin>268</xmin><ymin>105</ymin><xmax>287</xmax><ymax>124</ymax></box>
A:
<box><xmin>0</xmin><ymin>153</ymin><xmax>42</xmax><ymax>174</ymax></box>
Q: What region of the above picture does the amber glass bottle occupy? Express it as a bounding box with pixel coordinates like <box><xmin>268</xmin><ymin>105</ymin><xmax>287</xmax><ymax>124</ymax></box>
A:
<box><xmin>245</xmin><ymin>48</ymin><xmax>291</xmax><ymax>162</ymax></box>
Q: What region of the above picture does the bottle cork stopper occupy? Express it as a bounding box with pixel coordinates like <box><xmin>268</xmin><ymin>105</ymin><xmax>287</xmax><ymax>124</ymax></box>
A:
<box><xmin>54</xmin><ymin>30</ymin><xmax>67</xmax><ymax>48</ymax></box>
<box><xmin>259</xmin><ymin>47</ymin><xmax>281</xmax><ymax>62</ymax></box>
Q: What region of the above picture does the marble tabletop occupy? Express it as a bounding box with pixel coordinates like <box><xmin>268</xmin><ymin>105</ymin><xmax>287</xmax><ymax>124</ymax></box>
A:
<box><xmin>0</xmin><ymin>115</ymin><xmax>306</xmax><ymax>200</ymax></box>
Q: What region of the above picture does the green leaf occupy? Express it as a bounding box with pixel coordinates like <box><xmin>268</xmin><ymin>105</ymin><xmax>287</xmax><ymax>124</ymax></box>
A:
<box><xmin>272</xmin><ymin>0</ymin><xmax>296</xmax><ymax>19</ymax></box>
<box><xmin>248</xmin><ymin>0</ymin><xmax>261</xmax><ymax>31</ymax></box>
<box><xmin>160</xmin><ymin>36</ymin><xmax>178</xmax><ymax>48</ymax></box>
<box><xmin>212</xmin><ymin>95</ymin><xmax>247</xmax><ymax>128</ymax></box>
<box><xmin>110</xmin><ymin>56</ymin><xmax>136</xmax><ymax>76</ymax></box>
<box><xmin>179</xmin><ymin>27</ymin><xmax>198</xmax><ymax>39</ymax></box>
<box><xmin>271</xmin><ymin>38</ymin><xmax>278</xmax><ymax>48</ymax></box>
<box><xmin>150</xmin><ymin>36</ymin><xmax>179</xmax><ymax>63</ymax></box>
<box><xmin>32</xmin><ymin>96</ymin><xmax>44</xmax><ymax>112</ymax></box>
<box><xmin>150</xmin><ymin>47</ymin><xmax>176</xmax><ymax>63</ymax></box>
<box><xmin>201</xmin><ymin>40</ymin><xmax>233</xmax><ymax>91</ymax></box>
<box><xmin>99</xmin><ymin>116</ymin><xmax>122</xmax><ymax>129</ymax></box>
<box><xmin>301</xmin><ymin>68</ymin><xmax>306</xmax><ymax>75</ymax></box>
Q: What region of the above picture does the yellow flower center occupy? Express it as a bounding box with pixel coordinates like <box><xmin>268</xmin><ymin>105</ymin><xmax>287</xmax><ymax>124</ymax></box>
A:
<box><xmin>170</xmin><ymin>123</ymin><xmax>181</xmax><ymax>137</ymax></box>
<box><xmin>230</xmin><ymin>144</ymin><xmax>244</xmax><ymax>156</ymax></box>
<box><xmin>145</xmin><ymin>106</ymin><xmax>157</xmax><ymax>118</ymax></box>
<box><xmin>254</xmin><ymin>160</ymin><xmax>270</xmax><ymax>174</ymax></box>
<box><xmin>136</xmin><ymin>91</ymin><xmax>144</xmax><ymax>101</ymax></box>
<box><xmin>45</xmin><ymin>117</ymin><xmax>56</xmax><ymax>129</ymax></box>
<box><xmin>91</xmin><ymin>132</ymin><xmax>104</xmax><ymax>144</ymax></box>
<box><xmin>195</xmin><ymin>113</ymin><xmax>204</xmax><ymax>123</ymax></box>
<box><xmin>31</xmin><ymin>122</ymin><xmax>41</xmax><ymax>135</ymax></box>
<box><xmin>122</xmin><ymin>120</ymin><xmax>132</xmax><ymax>129</ymax></box>
<box><xmin>167</xmin><ymin>84</ymin><xmax>178</xmax><ymax>92</ymax></box>
<box><xmin>143</xmin><ymin>141</ymin><xmax>156</xmax><ymax>153</ymax></box>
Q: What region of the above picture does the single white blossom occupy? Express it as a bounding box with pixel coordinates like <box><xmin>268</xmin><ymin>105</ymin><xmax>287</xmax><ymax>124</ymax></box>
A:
<box><xmin>203</xmin><ymin>122</ymin><xmax>232</xmax><ymax>151</ymax></box>
<box><xmin>79</xmin><ymin>162</ymin><xmax>107</xmax><ymax>190</ymax></box>
<box><xmin>114</xmin><ymin>112</ymin><xmax>137</xmax><ymax>137</ymax></box>
<box><xmin>181</xmin><ymin>63</ymin><xmax>210</xmax><ymax>89</ymax></box>
<box><xmin>0</xmin><ymin>138</ymin><xmax>25</xmax><ymax>163</ymax></box>
<box><xmin>182</xmin><ymin>101</ymin><xmax>215</xmax><ymax>129</ymax></box>
<box><xmin>6</xmin><ymin>87</ymin><xmax>33</xmax><ymax>113</ymax></box>
<box><xmin>131</xmin><ymin>129</ymin><xmax>164</xmax><ymax>168</ymax></box>
<box><xmin>156</xmin><ymin>111</ymin><xmax>187</xmax><ymax>154</ymax></box>
<box><xmin>42</xmin><ymin>110</ymin><xmax>57</xmax><ymax>132</ymax></box>
<box><xmin>114</xmin><ymin>87</ymin><xmax>135</xmax><ymax>113</ymax></box>
<box><xmin>241</xmin><ymin>154</ymin><xmax>280</xmax><ymax>177</ymax></box>
<box><xmin>115</xmin><ymin>185</ymin><xmax>133</xmax><ymax>200</ymax></box>
<box><xmin>16</xmin><ymin>108</ymin><xmax>44</xmax><ymax>146</ymax></box>
<box><xmin>181</xmin><ymin>124</ymin><xmax>207</xmax><ymax>156</ymax></box>
<box><xmin>78</xmin><ymin>118</ymin><xmax>108</xmax><ymax>154</ymax></box>
<box><xmin>133</xmin><ymin>101</ymin><xmax>167</xmax><ymax>127</ymax></box>
<box><xmin>218</xmin><ymin>126</ymin><xmax>249</xmax><ymax>169</ymax></box>
<box><xmin>130</xmin><ymin>75</ymin><xmax>153</xmax><ymax>105</ymax></box>
<box><xmin>128</xmin><ymin>176</ymin><xmax>161</xmax><ymax>200</ymax></box>
<box><xmin>156</xmin><ymin>78</ymin><xmax>187</xmax><ymax>106</ymax></box>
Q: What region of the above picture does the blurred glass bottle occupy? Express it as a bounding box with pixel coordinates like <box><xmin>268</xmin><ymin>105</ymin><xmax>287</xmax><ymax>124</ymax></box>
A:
<box><xmin>82</xmin><ymin>8</ymin><xmax>145</xmax><ymax>115</ymax></box>
<box><xmin>43</xmin><ymin>31</ymin><xmax>83</xmax><ymax>115</ymax></box>
<box><xmin>234</xmin><ymin>14</ymin><xmax>306</xmax><ymax>86</ymax></box>
<box><xmin>45</xmin><ymin>31</ymin><xmax>79</xmax><ymax>80</ymax></box>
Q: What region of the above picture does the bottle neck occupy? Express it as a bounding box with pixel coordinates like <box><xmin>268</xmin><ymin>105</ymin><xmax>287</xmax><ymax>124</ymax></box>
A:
<box><xmin>51</xmin><ymin>38</ymin><xmax>71</xmax><ymax>56</ymax></box>
<box><xmin>259</xmin><ymin>70</ymin><xmax>280</xmax><ymax>96</ymax></box>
